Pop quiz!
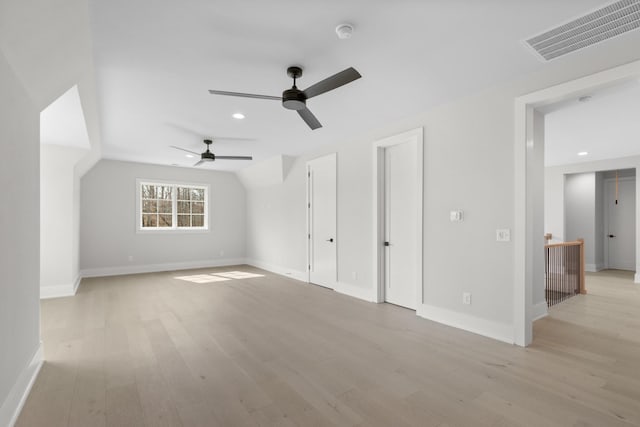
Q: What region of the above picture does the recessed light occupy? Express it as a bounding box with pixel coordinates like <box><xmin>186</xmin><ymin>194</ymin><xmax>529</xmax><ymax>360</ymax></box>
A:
<box><xmin>185</xmin><ymin>154</ymin><xmax>194</xmax><ymax>158</ymax></box>
<box><xmin>232</xmin><ymin>113</ymin><xmax>245</xmax><ymax>120</ymax></box>
<box><xmin>578</xmin><ymin>151</ymin><xmax>589</xmax><ymax>156</ymax></box>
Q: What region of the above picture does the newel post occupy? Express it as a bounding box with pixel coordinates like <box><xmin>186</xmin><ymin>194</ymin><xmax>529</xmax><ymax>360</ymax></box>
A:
<box><xmin>577</xmin><ymin>238</ymin><xmax>586</xmax><ymax>294</ymax></box>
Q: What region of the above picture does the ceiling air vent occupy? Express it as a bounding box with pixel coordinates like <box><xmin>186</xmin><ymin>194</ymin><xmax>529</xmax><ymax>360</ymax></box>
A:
<box><xmin>525</xmin><ymin>0</ymin><xmax>640</xmax><ymax>61</ymax></box>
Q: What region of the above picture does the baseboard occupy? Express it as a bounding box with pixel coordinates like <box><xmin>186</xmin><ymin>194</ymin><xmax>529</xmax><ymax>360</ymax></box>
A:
<box><xmin>532</xmin><ymin>301</ymin><xmax>548</xmax><ymax>321</ymax></box>
<box><xmin>244</xmin><ymin>259</ymin><xmax>307</xmax><ymax>282</ymax></box>
<box><xmin>80</xmin><ymin>258</ymin><xmax>247</xmax><ymax>278</ymax></box>
<box><xmin>334</xmin><ymin>281</ymin><xmax>377</xmax><ymax>302</ymax></box>
<box><xmin>585</xmin><ymin>263</ymin><xmax>604</xmax><ymax>273</ymax></box>
<box><xmin>40</xmin><ymin>274</ymin><xmax>81</xmax><ymax>299</ymax></box>
<box><xmin>416</xmin><ymin>304</ymin><xmax>514</xmax><ymax>345</ymax></box>
<box><xmin>0</xmin><ymin>342</ymin><xmax>43</xmax><ymax>427</ymax></box>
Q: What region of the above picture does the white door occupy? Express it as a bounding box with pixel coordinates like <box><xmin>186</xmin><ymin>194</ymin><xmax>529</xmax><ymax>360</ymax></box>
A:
<box><xmin>606</xmin><ymin>178</ymin><xmax>636</xmax><ymax>271</ymax></box>
<box><xmin>384</xmin><ymin>141</ymin><xmax>418</xmax><ymax>309</ymax></box>
<box><xmin>307</xmin><ymin>153</ymin><xmax>337</xmax><ymax>288</ymax></box>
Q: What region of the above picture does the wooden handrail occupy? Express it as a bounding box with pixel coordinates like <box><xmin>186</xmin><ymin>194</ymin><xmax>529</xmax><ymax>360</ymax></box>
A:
<box><xmin>545</xmin><ymin>240</ymin><xmax>583</xmax><ymax>248</ymax></box>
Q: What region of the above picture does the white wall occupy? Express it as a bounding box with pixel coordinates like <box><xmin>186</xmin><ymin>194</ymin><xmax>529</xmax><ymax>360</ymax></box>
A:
<box><xmin>565</xmin><ymin>173</ymin><xmax>597</xmax><ymax>267</ymax></box>
<box><xmin>545</xmin><ymin>155</ymin><xmax>640</xmax><ymax>280</ymax></box>
<box><xmin>0</xmin><ymin>49</ymin><xmax>42</xmax><ymax>426</ymax></box>
<box><xmin>80</xmin><ymin>160</ymin><xmax>246</xmax><ymax>275</ymax></box>
<box><xmin>40</xmin><ymin>145</ymin><xmax>87</xmax><ymax>297</ymax></box>
<box><xmin>245</xmin><ymin>45</ymin><xmax>640</xmax><ymax>343</ymax></box>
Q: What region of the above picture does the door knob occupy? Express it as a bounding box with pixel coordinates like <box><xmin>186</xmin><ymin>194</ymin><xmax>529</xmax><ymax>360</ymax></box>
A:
<box><xmin>608</xmin><ymin>234</ymin><xmax>615</xmax><ymax>238</ymax></box>
<box><xmin>384</xmin><ymin>241</ymin><xmax>390</xmax><ymax>247</ymax></box>
<box><xmin>326</xmin><ymin>238</ymin><xmax>334</xmax><ymax>242</ymax></box>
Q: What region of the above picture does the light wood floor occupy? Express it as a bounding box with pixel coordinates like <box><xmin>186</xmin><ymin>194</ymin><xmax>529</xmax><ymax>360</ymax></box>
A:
<box><xmin>17</xmin><ymin>267</ymin><xmax>640</xmax><ymax>426</ymax></box>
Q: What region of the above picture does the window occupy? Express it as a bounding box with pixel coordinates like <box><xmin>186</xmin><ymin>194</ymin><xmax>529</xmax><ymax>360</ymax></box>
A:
<box><xmin>138</xmin><ymin>180</ymin><xmax>208</xmax><ymax>231</ymax></box>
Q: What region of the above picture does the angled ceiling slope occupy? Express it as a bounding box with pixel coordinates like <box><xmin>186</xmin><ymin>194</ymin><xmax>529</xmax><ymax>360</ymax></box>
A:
<box><xmin>40</xmin><ymin>85</ymin><xmax>91</xmax><ymax>149</ymax></box>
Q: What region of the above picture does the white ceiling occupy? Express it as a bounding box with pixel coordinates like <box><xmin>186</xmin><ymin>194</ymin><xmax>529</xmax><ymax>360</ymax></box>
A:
<box><xmin>40</xmin><ymin>85</ymin><xmax>91</xmax><ymax>149</ymax></box>
<box><xmin>544</xmin><ymin>79</ymin><xmax>640</xmax><ymax>167</ymax></box>
<box><xmin>89</xmin><ymin>0</ymin><xmax>625</xmax><ymax>171</ymax></box>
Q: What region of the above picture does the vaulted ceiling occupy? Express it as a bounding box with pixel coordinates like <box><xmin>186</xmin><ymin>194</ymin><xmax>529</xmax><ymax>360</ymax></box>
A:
<box><xmin>4</xmin><ymin>0</ymin><xmax>640</xmax><ymax>171</ymax></box>
<box><xmin>92</xmin><ymin>0</ymin><xmax>631</xmax><ymax>171</ymax></box>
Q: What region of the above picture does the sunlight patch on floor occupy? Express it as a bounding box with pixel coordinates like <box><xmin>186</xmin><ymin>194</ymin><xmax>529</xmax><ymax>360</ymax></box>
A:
<box><xmin>174</xmin><ymin>271</ymin><xmax>264</xmax><ymax>283</ymax></box>
<box><xmin>215</xmin><ymin>271</ymin><xmax>265</xmax><ymax>279</ymax></box>
<box><xmin>174</xmin><ymin>274</ymin><xmax>231</xmax><ymax>283</ymax></box>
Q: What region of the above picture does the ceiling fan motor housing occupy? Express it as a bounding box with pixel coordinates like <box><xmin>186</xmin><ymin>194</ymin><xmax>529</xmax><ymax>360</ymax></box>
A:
<box><xmin>201</xmin><ymin>140</ymin><xmax>215</xmax><ymax>161</ymax></box>
<box><xmin>282</xmin><ymin>88</ymin><xmax>306</xmax><ymax>110</ymax></box>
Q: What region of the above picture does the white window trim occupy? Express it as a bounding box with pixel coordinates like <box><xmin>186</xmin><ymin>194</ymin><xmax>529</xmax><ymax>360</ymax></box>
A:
<box><xmin>136</xmin><ymin>178</ymin><xmax>210</xmax><ymax>233</ymax></box>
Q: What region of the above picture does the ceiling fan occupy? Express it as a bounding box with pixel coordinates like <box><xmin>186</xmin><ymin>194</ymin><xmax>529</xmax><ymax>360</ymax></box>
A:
<box><xmin>171</xmin><ymin>139</ymin><xmax>252</xmax><ymax>166</ymax></box>
<box><xmin>209</xmin><ymin>66</ymin><xmax>361</xmax><ymax>130</ymax></box>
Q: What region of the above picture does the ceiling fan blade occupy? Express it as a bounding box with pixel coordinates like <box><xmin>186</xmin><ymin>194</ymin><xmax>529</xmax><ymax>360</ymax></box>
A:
<box><xmin>170</xmin><ymin>145</ymin><xmax>200</xmax><ymax>155</ymax></box>
<box><xmin>193</xmin><ymin>160</ymin><xmax>204</xmax><ymax>166</ymax></box>
<box><xmin>208</xmin><ymin>90</ymin><xmax>281</xmax><ymax>101</ymax></box>
<box><xmin>303</xmin><ymin>67</ymin><xmax>361</xmax><ymax>99</ymax></box>
<box><xmin>214</xmin><ymin>136</ymin><xmax>256</xmax><ymax>142</ymax></box>
<box><xmin>297</xmin><ymin>107</ymin><xmax>322</xmax><ymax>130</ymax></box>
<box><xmin>215</xmin><ymin>155</ymin><xmax>253</xmax><ymax>160</ymax></box>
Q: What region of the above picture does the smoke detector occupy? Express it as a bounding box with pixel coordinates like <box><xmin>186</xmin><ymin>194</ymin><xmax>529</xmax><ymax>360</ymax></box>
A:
<box><xmin>335</xmin><ymin>24</ymin><xmax>354</xmax><ymax>39</ymax></box>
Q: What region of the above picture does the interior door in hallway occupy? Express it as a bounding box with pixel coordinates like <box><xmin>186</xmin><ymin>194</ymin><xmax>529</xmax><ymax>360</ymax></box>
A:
<box><xmin>606</xmin><ymin>177</ymin><xmax>635</xmax><ymax>271</ymax></box>
<box><xmin>384</xmin><ymin>140</ymin><xmax>418</xmax><ymax>309</ymax></box>
<box><xmin>307</xmin><ymin>153</ymin><xmax>337</xmax><ymax>288</ymax></box>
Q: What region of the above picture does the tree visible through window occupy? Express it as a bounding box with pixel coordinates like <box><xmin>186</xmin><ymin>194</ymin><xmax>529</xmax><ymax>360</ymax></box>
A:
<box><xmin>139</xmin><ymin>181</ymin><xmax>208</xmax><ymax>230</ymax></box>
<box><xmin>177</xmin><ymin>187</ymin><xmax>205</xmax><ymax>227</ymax></box>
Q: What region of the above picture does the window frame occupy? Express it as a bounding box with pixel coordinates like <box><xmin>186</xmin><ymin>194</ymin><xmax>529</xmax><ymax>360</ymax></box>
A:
<box><xmin>136</xmin><ymin>179</ymin><xmax>210</xmax><ymax>233</ymax></box>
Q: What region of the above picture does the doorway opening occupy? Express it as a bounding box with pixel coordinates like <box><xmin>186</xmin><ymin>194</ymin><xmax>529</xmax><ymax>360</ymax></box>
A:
<box><xmin>515</xmin><ymin>59</ymin><xmax>640</xmax><ymax>346</ymax></box>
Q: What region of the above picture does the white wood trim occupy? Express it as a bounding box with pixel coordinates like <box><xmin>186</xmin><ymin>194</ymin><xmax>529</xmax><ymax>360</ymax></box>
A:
<box><xmin>246</xmin><ymin>260</ymin><xmax>374</xmax><ymax>301</ymax></box>
<box><xmin>532</xmin><ymin>301</ymin><xmax>548</xmax><ymax>321</ymax></box>
<box><xmin>417</xmin><ymin>304</ymin><xmax>514</xmax><ymax>345</ymax></box>
<box><xmin>0</xmin><ymin>342</ymin><xmax>43</xmax><ymax>427</ymax></box>
<box><xmin>245</xmin><ymin>259</ymin><xmax>307</xmax><ymax>282</ymax></box>
<box><xmin>372</xmin><ymin>128</ymin><xmax>424</xmax><ymax>309</ymax></box>
<box><xmin>585</xmin><ymin>263</ymin><xmax>605</xmax><ymax>273</ymax></box>
<box><xmin>40</xmin><ymin>274</ymin><xmax>81</xmax><ymax>299</ymax></box>
<box><xmin>514</xmin><ymin>59</ymin><xmax>640</xmax><ymax>347</ymax></box>
<box><xmin>81</xmin><ymin>258</ymin><xmax>246</xmax><ymax>278</ymax></box>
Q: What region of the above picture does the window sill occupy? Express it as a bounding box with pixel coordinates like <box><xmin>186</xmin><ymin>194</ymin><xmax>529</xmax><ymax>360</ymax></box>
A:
<box><xmin>136</xmin><ymin>228</ymin><xmax>210</xmax><ymax>235</ymax></box>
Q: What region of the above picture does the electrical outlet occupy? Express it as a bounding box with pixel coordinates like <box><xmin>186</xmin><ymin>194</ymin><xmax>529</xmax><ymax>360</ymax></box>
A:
<box><xmin>496</xmin><ymin>229</ymin><xmax>511</xmax><ymax>242</ymax></box>
<box><xmin>219</xmin><ymin>249</ymin><xmax>225</xmax><ymax>257</ymax></box>
<box><xmin>352</xmin><ymin>271</ymin><xmax>358</xmax><ymax>280</ymax></box>
<box><xmin>462</xmin><ymin>292</ymin><xmax>472</xmax><ymax>305</ymax></box>
<box><xmin>450</xmin><ymin>210</ymin><xmax>464</xmax><ymax>222</ymax></box>
<box><xmin>128</xmin><ymin>255</ymin><xmax>133</xmax><ymax>262</ymax></box>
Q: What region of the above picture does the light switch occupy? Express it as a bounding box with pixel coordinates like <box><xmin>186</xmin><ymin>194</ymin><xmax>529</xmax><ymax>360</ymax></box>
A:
<box><xmin>496</xmin><ymin>229</ymin><xmax>511</xmax><ymax>242</ymax></box>
<box><xmin>450</xmin><ymin>210</ymin><xmax>464</xmax><ymax>222</ymax></box>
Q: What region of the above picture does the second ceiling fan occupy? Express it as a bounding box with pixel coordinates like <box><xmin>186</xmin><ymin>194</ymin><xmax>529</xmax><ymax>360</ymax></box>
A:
<box><xmin>171</xmin><ymin>139</ymin><xmax>252</xmax><ymax>166</ymax></box>
<box><xmin>209</xmin><ymin>66</ymin><xmax>361</xmax><ymax>130</ymax></box>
